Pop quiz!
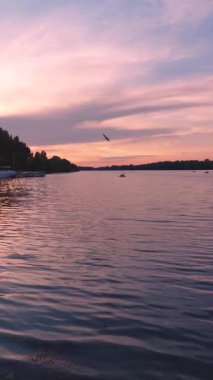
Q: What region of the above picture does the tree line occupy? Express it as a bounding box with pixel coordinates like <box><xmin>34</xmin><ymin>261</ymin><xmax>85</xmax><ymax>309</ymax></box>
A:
<box><xmin>79</xmin><ymin>159</ymin><xmax>213</xmax><ymax>171</ymax></box>
<box><xmin>0</xmin><ymin>127</ymin><xmax>78</xmax><ymax>173</ymax></box>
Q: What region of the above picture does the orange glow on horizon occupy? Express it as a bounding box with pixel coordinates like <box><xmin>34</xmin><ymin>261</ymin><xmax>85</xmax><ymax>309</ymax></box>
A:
<box><xmin>30</xmin><ymin>138</ymin><xmax>213</xmax><ymax>167</ymax></box>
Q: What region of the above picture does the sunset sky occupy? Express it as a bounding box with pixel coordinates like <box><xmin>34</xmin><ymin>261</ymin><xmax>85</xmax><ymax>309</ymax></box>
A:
<box><xmin>0</xmin><ymin>0</ymin><xmax>212</xmax><ymax>166</ymax></box>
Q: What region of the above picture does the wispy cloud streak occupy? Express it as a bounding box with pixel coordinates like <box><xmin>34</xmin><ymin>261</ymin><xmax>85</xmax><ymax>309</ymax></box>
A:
<box><xmin>0</xmin><ymin>0</ymin><xmax>212</xmax><ymax>164</ymax></box>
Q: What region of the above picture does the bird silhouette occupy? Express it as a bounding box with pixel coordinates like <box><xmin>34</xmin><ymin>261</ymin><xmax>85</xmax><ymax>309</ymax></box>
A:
<box><xmin>103</xmin><ymin>133</ymin><xmax>110</xmax><ymax>142</ymax></box>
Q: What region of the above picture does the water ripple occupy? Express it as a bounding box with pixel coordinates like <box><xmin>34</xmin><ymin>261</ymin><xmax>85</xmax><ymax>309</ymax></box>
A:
<box><xmin>0</xmin><ymin>172</ymin><xmax>212</xmax><ymax>379</ymax></box>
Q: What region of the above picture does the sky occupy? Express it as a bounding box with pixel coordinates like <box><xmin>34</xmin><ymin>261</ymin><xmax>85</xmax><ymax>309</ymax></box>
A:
<box><xmin>0</xmin><ymin>0</ymin><xmax>213</xmax><ymax>166</ymax></box>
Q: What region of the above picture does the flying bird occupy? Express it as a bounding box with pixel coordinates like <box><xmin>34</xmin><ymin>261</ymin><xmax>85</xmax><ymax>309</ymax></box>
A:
<box><xmin>103</xmin><ymin>133</ymin><xmax>110</xmax><ymax>142</ymax></box>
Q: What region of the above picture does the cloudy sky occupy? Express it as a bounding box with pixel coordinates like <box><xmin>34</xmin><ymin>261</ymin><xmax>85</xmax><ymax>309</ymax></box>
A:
<box><xmin>0</xmin><ymin>0</ymin><xmax>213</xmax><ymax>166</ymax></box>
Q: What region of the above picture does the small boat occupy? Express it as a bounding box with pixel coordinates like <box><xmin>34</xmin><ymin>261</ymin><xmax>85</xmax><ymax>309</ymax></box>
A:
<box><xmin>204</xmin><ymin>171</ymin><xmax>209</xmax><ymax>174</ymax></box>
<box><xmin>119</xmin><ymin>172</ymin><xmax>126</xmax><ymax>177</ymax></box>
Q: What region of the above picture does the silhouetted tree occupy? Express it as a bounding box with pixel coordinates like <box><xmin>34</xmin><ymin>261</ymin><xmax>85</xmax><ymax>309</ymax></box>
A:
<box><xmin>80</xmin><ymin>159</ymin><xmax>213</xmax><ymax>171</ymax></box>
<box><xmin>46</xmin><ymin>155</ymin><xmax>78</xmax><ymax>173</ymax></box>
<box><xmin>0</xmin><ymin>127</ymin><xmax>31</xmax><ymax>170</ymax></box>
<box><xmin>0</xmin><ymin>127</ymin><xmax>78</xmax><ymax>173</ymax></box>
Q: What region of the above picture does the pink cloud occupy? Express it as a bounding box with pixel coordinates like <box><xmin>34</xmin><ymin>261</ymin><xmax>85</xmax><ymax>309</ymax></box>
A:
<box><xmin>0</xmin><ymin>1</ymin><xmax>212</xmax><ymax>165</ymax></box>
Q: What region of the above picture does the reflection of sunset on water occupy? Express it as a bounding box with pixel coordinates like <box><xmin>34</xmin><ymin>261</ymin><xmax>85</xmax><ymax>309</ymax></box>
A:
<box><xmin>0</xmin><ymin>172</ymin><xmax>212</xmax><ymax>379</ymax></box>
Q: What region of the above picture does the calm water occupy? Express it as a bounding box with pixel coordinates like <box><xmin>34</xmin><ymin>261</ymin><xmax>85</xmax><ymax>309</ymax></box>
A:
<box><xmin>0</xmin><ymin>171</ymin><xmax>212</xmax><ymax>380</ymax></box>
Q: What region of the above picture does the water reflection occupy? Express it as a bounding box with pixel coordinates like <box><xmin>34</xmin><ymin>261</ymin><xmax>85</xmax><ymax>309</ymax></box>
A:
<box><xmin>0</xmin><ymin>178</ymin><xmax>31</xmax><ymax>208</ymax></box>
<box><xmin>0</xmin><ymin>172</ymin><xmax>212</xmax><ymax>380</ymax></box>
